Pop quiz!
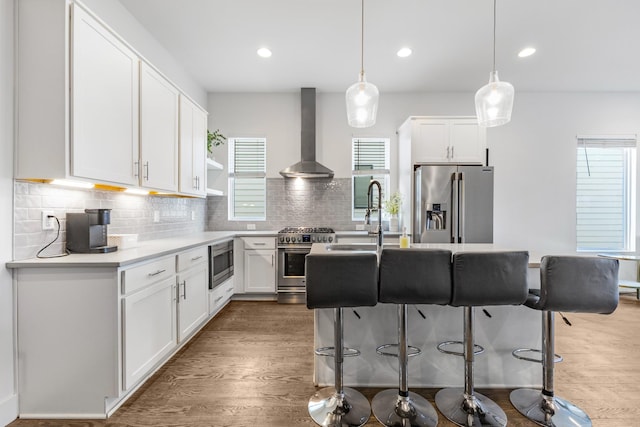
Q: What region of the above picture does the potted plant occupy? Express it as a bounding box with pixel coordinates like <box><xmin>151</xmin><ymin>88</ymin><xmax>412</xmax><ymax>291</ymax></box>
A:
<box><xmin>207</xmin><ymin>129</ymin><xmax>226</xmax><ymax>158</ymax></box>
<box><xmin>384</xmin><ymin>191</ymin><xmax>403</xmax><ymax>232</ymax></box>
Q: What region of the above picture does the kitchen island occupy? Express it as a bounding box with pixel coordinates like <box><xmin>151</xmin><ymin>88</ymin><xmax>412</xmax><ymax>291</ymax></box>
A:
<box><xmin>310</xmin><ymin>243</ymin><xmax>546</xmax><ymax>389</ymax></box>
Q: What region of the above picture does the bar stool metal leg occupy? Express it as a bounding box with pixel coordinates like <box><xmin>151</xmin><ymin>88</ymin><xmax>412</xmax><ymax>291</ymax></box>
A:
<box><xmin>371</xmin><ymin>304</ymin><xmax>438</xmax><ymax>427</ymax></box>
<box><xmin>308</xmin><ymin>307</ymin><xmax>371</xmax><ymax>427</ymax></box>
<box><xmin>510</xmin><ymin>311</ymin><xmax>592</xmax><ymax>426</ymax></box>
<box><xmin>435</xmin><ymin>307</ymin><xmax>508</xmax><ymax>427</ymax></box>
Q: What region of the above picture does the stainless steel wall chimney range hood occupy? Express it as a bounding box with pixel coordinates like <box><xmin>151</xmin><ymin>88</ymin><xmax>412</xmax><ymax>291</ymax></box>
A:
<box><xmin>279</xmin><ymin>88</ymin><xmax>334</xmax><ymax>178</ymax></box>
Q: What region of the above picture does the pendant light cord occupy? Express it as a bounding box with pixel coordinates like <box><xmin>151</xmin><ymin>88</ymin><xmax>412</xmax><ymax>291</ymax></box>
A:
<box><xmin>360</xmin><ymin>0</ymin><xmax>365</xmax><ymax>77</ymax></box>
<box><xmin>492</xmin><ymin>0</ymin><xmax>497</xmax><ymax>72</ymax></box>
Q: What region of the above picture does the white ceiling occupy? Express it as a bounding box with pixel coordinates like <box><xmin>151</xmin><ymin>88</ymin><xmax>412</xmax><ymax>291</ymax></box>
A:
<box><xmin>118</xmin><ymin>0</ymin><xmax>640</xmax><ymax>93</ymax></box>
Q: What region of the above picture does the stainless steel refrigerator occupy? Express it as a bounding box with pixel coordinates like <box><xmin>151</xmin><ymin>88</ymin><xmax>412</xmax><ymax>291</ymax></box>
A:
<box><xmin>413</xmin><ymin>165</ymin><xmax>493</xmax><ymax>244</ymax></box>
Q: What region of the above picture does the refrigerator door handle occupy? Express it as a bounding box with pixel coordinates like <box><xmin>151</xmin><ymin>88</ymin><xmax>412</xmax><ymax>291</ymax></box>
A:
<box><xmin>459</xmin><ymin>172</ymin><xmax>465</xmax><ymax>243</ymax></box>
<box><xmin>451</xmin><ymin>172</ymin><xmax>458</xmax><ymax>243</ymax></box>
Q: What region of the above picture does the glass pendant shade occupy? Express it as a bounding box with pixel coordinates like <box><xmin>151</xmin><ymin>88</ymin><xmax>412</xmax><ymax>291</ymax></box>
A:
<box><xmin>346</xmin><ymin>72</ymin><xmax>379</xmax><ymax>128</ymax></box>
<box><xmin>475</xmin><ymin>70</ymin><xmax>514</xmax><ymax>127</ymax></box>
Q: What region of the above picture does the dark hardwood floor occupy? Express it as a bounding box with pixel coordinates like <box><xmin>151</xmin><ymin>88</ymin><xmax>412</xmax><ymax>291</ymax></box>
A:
<box><xmin>9</xmin><ymin>295</ymin><xmax>640</xmax><ymax>427</ymax></box>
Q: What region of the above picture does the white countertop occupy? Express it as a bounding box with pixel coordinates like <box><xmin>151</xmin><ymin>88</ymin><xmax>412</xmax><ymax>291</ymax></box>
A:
<box><xmin>6</xmin><ymin>230</ymin><xmax>277</xmax><ymax>268</ymax></box>
<box><xmin>309</xmin><ymin>242</ymin><xmax>577</xmax><ymax>268</ymax></box>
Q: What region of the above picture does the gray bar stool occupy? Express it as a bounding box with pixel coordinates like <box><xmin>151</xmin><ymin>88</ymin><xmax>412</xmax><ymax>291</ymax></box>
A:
<box><xmin>510</xmin><ymin>255</ymin><xmax>619</xmax><ymax>427</ymax></box>
<box><xmin>371</xmin><ymin>248</ymin><xmax>453</xmax><ymax>427</ymax></box>
<box><xmin>306</xmin><ymin>252</ymin><xmax>379</xmax><ymax>427</ymax></box>
<box><xmin>435</xmin><ymin>251</ymin><xmax>529</xmax><ymax>427</ymax></box>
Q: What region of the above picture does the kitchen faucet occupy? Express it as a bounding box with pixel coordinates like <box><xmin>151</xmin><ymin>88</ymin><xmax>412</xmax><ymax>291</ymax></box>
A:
<box><xmin>365</xmin><ymin>180</ymin><xmax>383</xmax><ymax>251</ymax></box>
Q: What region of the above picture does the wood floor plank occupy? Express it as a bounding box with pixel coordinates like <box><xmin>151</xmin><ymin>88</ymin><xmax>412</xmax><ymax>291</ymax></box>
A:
<box><xmin>8</xmin><ymin>296</ymin><xmax>640</xmax><ymax>426</ymax></box>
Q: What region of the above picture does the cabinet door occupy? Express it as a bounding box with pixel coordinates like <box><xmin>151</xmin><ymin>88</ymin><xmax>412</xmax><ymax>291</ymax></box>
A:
<box><xmin>450</xmin><ymin>119</ymin><xmax>487</xmax><ymax>163</ymax></box>
<box><xmin>71</xmin><ymin>5</ymin><xmax>139</xmax><ymax>186</ymax></box>
<box><xmin>413</xmin><ymin>119</ymin><xmax>450</xmax><ymax>163</ymax></box>
<box><xmin>177</xmin><ymin>263</ymin><xmax>209</xmax><ymax>341</ymax></box>
<box><xmin>179</xmin><ymin>97</ymin><xmax>207</xmax><ymax>197</ymax></box>
<box><xmin>244</xmin><ymin>250</ymin><xmax>276</xmax><ymax>293</ymax></box>
<box><xmin>140</xmin><ymin>62</ymin><xmax>179</xmax><ymax>192</ymax></box>
<box><xmin>122</xmin><ymin>276</ymin><xmax>177</xmax><ymax>390</ymax></box>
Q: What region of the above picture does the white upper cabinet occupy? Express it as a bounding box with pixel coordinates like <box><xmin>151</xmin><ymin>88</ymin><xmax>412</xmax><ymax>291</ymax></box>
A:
<box><xmin>140</xmin><ymin>63</ymin><xmax>179</xmax><ymax>192</ymax></box>
<box><xmin>179</xmin><ymin>96</ymin><xmax>207</xmax><ymax>197</ymax></box>
<box><xmin>15</xmin><ymin>0</ymin><xmax>207</xmax><ymax>196</ymax></box>
<box><xmin>399</xmin><ymin>117</ymin><xmax>487</xmax><ymax>165</ymax></box>
<box><xmin>71</xmin><ymin>5</ymin><xmax>140</xmax><ymax>186</ymax></box>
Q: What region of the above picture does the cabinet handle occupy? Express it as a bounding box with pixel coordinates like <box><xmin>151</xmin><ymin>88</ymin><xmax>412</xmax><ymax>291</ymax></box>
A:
<box><xmin>148</xmin><ymin>269</ymin><xmax>166</xmax><ymax>277</ymax></box>
<box><xmin>226</xmin><ymin>287</ymin><xmax>233</xmax><ymax>293</ymax></box>
<box><xmin>446</xmin><ymin>146</ymin><xmax>450</xmax><ymax>159</ymax></box>
<box><xmin>144</xmin><ymin>161</ymin><xmax>149</xmax><ymax>181</ymax></box>
<box><xmin>182</xmin><ymin>280</ymin><xmax>187</xmax><ymax>300</ymax></box>
<box><xmin>193</xmin><ymin>176</ymin><xmax>198</xmax><ymax>190</ymax></box>
<box><xmin>191</xmin><ymin>255</ymin><xmax>203</xmax><ymax>261</ymax></box>
<box><xmin>271</xmin><ymin>254</ymin><xmax>274</xmax><ymax>266</ymax></box>
<box><xmin>214</xmin><ymin>296</ymin><xmax>223</xmax><ymax>303</ymax></box>
<box><xmin>134</xmin><ymin>161</ymin><xmax>139</xmax><ymax>178</ymax></box>
<box><xmin>451</xmin><ymin>145</ymin><xmax>454</xmax><ymax>158</ymax></box>
<box><xmin>253</xmin><ymin>242</ymin><xmax>266</xmax><ymax>246</ymax></box>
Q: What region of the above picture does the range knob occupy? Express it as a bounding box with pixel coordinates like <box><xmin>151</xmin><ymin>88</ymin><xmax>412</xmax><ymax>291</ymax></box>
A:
<box><xmin>279</xmin><ymin>236</ymin><xmax>284</xmax><ymax>243</ymax></box>
<box><xmin>322</xmin><ymin>236</ymin><xmax>327</xmax><ymax>242</ymax></box>
<box><xmin>297</xmin><ymin>237</ymin><xmax>302</xmax><ymax>242</ymax></box>
<box><xmin>285</xmin><ymin>237</ymin><xmax>290</xmax><ymax>243</ymax></box>
<box><xmin>328</xmin><ymin>236</ymin><xmax>333</xmax><ymax>243</ymax></box>
<box><xmin>311</xmin><ymin>236</ymin><xmax>316</xmax><ymax>242</ymax></box>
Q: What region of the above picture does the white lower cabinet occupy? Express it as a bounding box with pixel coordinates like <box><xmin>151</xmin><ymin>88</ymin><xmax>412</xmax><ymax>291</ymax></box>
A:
<box><xmin>244</xmin><ymin>249</ymin><xmax>276</xmax><ymax>293</ymax></box>
<box><xmin>122</xmin><ymin>276</ymin><xmax>177</xmax><ymax>390</ymax></box>
<box><xmin>209</xmin><ymin>276</ymin><xmax>235</xmax><ymax>316</ymax></box>
<box><xmin>177</xmin><ymin>262</ymin><xmax>208</xmax><ymax>341</ymax></box>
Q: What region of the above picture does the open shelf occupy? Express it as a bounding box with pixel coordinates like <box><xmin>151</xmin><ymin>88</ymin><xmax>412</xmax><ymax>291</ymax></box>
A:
<box><xmin>207</xmin><ymin>158</ymin><xmax>223</xmax><ymax>170</ymax></box>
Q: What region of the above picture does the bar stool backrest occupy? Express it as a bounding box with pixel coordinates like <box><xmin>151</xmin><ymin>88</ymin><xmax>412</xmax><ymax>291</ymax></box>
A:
<box><xmin>451</xmin><ymin>251</ymin><xmax>529</xmax><ymax>307</ymax></box>
<box><xmin>378</xmin><ymin>248</ymin><xmax>452</xmax><ymax>304</ymax></box>
<box><xmin>306</xmin><ymin>253</ymin><xmax>378</xmax><ymax>309</ymax></box>
<box><xmin>535</xmin><ymin>255</ymin><xmax>619</xmax><ymax>313</ymax></box>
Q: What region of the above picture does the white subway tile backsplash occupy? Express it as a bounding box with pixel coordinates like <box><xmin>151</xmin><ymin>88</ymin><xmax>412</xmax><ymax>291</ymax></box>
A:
<box><xmin>13</xmin><ymin>182</ymin><xmax>206</xmax><ymax>260</ymax></box>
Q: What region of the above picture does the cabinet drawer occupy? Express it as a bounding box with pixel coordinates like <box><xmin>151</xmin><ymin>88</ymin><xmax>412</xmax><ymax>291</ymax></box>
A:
<box><xmin>122</xmin><ymin>256</ymin><xmax>176</xmax><ymax>295</ymax></box>
<box><xmin>177</xmin><ymin>246</ymin><xmax>208</xmax><ymax>272</ymax></box>
<box><xmin>243</xmin><ymin>237</ymin><xmax>275</xmax><ymax>250</ymax></box>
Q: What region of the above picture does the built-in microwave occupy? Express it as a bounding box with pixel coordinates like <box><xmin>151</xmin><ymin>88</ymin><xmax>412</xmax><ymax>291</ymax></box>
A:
<box><xmin>209</xmin><ymin>240</ymin><xmax>234</xmax><ymax>290</ymax></box>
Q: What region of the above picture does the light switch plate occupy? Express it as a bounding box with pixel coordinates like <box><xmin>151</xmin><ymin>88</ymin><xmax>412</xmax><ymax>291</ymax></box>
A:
<box><xmin>247</xmin><ymin>224</ymin><xmax>256</xmax><ymax>230</ymax></box>
<box><xmin>153</xmin><ymin>211</ymin><xmax>160</xmax><ymax>223</ymax></box>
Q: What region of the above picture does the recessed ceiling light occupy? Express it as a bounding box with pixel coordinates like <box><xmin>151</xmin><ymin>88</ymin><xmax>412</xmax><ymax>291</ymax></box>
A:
<box><xmin>257</xmin><ymin>47</ymin><xmax>272</xmax><ymax>58</ymax></box>
<box><xmin>518</xmin><ymin>47</ymin><xmax>536</xmax><ymax>58</ymax></box>
<box><xmin>397</xmin><ymin>47</ymin><xmax>412</xmax><ymax>58</ymax></box>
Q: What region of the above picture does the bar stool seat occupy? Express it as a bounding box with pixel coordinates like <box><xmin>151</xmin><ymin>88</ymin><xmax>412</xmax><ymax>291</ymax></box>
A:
<box><xmin>306</xmin><ymin>252</ymin><xmax>378</xmax><ymax>427</ymax></box>
<box><xmin>371</xmin><ymin>248</ymin><xmax>453</xmax><ymax>427</ymax></box>
<box><xmin>510</xmin><ymin>255</ymin><xmax>619</xmax><ymax>427</ymax></box>
<box><xmin>435</xmin><ymin>251</ymin><xmax>529</xmax><ymax>427</ymax></box>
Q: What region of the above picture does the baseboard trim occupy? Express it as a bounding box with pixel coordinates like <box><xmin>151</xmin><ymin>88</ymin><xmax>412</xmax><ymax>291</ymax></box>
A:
<box><xmin>0</xmin><ymin>393</ymin><xmax>18</xmax><ymax>426</ymax></box>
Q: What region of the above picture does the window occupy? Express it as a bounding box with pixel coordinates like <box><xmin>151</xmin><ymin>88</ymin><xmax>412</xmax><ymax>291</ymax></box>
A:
<box><xmin>228</xmin><ymin>138</ymin><xmax>266</xmax><ymax>221</ymax></box>
<box><xmin>352</xmin><ymin>138</ymin><xmax>390</xmax><ymax>220</ymax></box>
<box><xmin>576</xmin><ymin>136</ymin><xmax>636</xmax><ymax>252</ymax></box>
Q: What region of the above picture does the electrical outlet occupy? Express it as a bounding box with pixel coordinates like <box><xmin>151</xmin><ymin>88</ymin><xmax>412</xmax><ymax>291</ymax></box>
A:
<box><xmin>356</xmin><ymin>224</ymin><xmax>365</xmax><ymax>231</ymax></box>
<box><xmin>247</xmin><ymin>224</ymin><xmax>256</xmax><ymax>230</ymax></box>
<box><xmin>191</xmin><ymin>211</ymin><xmax>195</xmax><ymax>221</ymax></box>
<box><xmin>153</xmin><ymin>211</ymin><xmax>160</xmax><ymax>223</ymax></box>
<box><xmin>41</xmin><ymin>210</ymin><xmax>54</xmax><ymax>230</ymax></box>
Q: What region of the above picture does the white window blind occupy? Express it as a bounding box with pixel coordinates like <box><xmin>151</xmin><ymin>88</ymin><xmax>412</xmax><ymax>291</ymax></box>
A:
<box><xmin>228</xmin><ymin>138</ymin><xmax>266</xmax><ymax>221</ymax></box>
<box><xmin>352</xmin><ymin>138</ymin><xmax>390</xmax><ymax>220</ymax></box>
<box><xmin>576</xmin><ymin>136</ymin><xmax>636</xmax><ymax>252</ymax></box>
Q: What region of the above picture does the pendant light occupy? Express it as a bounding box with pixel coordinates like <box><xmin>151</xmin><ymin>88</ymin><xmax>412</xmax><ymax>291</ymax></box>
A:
<box><xmin>345</xmin><ymin>0</ymin><xmax>379</xmax><ymax>128</ymax></box>
<box><xmin>475</xmin><ymin>0</ymin><xmax>514</xmax><ymax>127</ymax></box>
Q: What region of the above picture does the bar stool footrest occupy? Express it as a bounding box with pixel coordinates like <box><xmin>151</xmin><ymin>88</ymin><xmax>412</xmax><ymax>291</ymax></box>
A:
<box><xmin>512</xmin><ymin>348</ymin><xmax>563</xmax><ymax>363</ymax></box>
<box><xmin>315</xmin><ymin>346</ymin><xmax>361</xmax><ymax>358</ymax></box>
<box><xmin>437</xmin><ymin>340</ymin><xmax>484</xmax><ymax>356</ymax></box>
<box><xmin>375</xmin><ymin>343</ymin><xmax>422</xmax><ymax>357</ymax></box>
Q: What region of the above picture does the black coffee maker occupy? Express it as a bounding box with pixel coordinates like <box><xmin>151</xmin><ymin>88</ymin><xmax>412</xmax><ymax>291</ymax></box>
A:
<box><xmin>66</xmin><ymin>209</ymin><xmax>118</xmax><ymax>253</ymax></box>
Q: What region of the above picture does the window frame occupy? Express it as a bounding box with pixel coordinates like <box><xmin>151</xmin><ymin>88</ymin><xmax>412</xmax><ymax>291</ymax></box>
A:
<box><xmin>227</xmin><ymin>137</ymin><xmax>267</xmax><ymax>221</ymax></box>
<box><xmin>576</xmin><ymin>135</ymin><xmax>637</xmax><ymax>252</ymax></box>
<box><xmin>351</xmin><ymin>137</ymin><xmax>390</xmax><ymax>221</ymax></box>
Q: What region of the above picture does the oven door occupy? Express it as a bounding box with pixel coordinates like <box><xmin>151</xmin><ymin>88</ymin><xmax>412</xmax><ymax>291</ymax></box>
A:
<box><xmin>277</xmin><ymin>247</ymin><xmax>310</xmax><ymax>301</ymax></box>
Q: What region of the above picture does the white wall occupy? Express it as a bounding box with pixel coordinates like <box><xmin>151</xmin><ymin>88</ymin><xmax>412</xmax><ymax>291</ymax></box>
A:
<box><xmin>82</xmin><ymin>0</ymin><xmax>206</xmax><ymax>107</ymax></box>
<box><xmin>0</xmin><ymin>0</ymin><xmax>16</xmax><ymax>423</ymax></box>
<box><xmin>209</xmin><ymin>91</ymin><xmax>640</xmax><ymax>256</ymax></box>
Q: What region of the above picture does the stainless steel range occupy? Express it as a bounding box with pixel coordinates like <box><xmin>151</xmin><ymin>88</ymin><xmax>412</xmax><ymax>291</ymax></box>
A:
<box><xmin>277</xmin><ymin>227</ymin><xmax>335</xmax><ymax>303</ymax></box>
